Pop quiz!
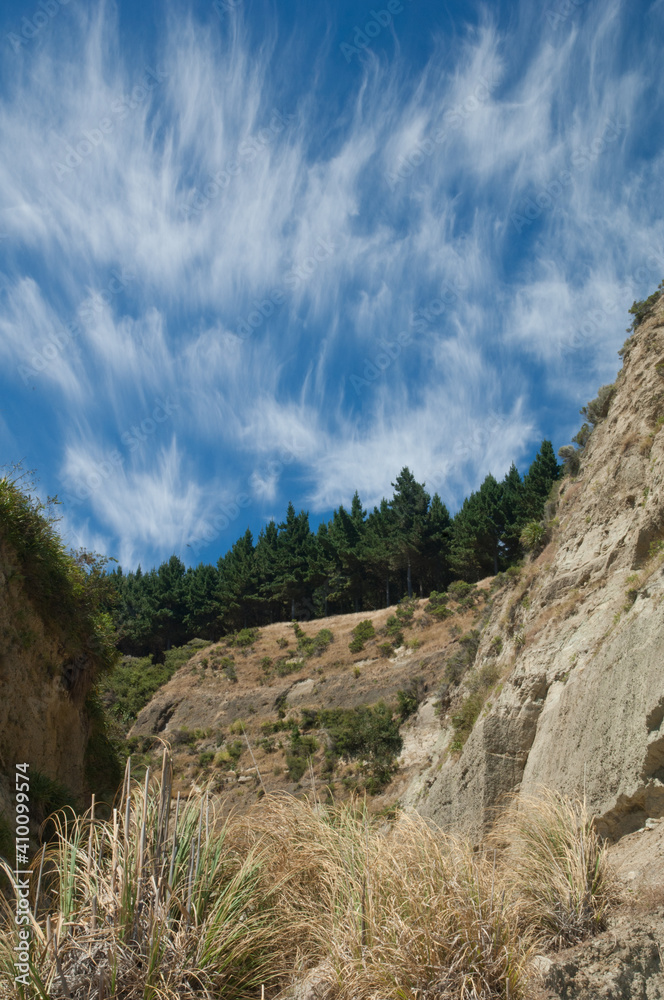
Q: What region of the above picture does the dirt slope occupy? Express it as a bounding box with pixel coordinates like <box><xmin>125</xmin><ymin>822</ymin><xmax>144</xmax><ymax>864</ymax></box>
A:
<box><xmin>130</xmin><ymin>595</ymin><xmax>490</xmax><ymax>810</ymax></box>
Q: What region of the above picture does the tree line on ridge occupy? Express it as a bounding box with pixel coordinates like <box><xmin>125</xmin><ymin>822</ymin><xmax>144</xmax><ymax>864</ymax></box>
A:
<box><xmin>110</xmin><ymin>442</ymin><xmax>560</xmax><ymax>658</ymax></box>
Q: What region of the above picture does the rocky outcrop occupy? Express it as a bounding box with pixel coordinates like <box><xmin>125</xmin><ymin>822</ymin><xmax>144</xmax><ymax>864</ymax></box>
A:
<box><xmin>409</xmin><ymin>295</ymin><xmax>664</xmax><ymax>841</ymax></box>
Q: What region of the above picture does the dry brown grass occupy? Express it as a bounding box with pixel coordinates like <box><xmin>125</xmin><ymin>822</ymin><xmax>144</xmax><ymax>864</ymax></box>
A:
<box><xmin>1</xmin><ymin>759</ymin><xmax>622</xmax><ymax>1000</ymax></box>
<box><xmin>245</xmin><ymin>795</ymin><xmax>532</xmax><ymax>1000</ymax></box>
<box><xmin>491</xmin><ymin>790</ymin><xmax>621</xmax><ymax>952</ymax></box>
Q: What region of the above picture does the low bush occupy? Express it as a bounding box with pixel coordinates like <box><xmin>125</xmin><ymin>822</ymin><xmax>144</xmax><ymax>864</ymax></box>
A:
<box><xmin>627</xmin><ymin>278</ymin><xmax>663</xmax><ymax>330</ymax></box>
<box><xmin>286</xmin><ymin>726</ymin><xmax>319</xmax><ymax>781</ymax></box>
<box><xmin>220</xmin><ymin>656</ymin><xmax>237</xmax><ymax>682</ymax></box>
<box><xmin>313</xmin><ymin>627</ymin><xmax>334</xmax><ymax>653</ymax></box>
<box><xmin>397</xmin><ymin>679</ymin><xmax>424</xmax><ymax>721</ymax></box>
<box><xmin>319</xmin><ymin>702</ymin><xmax>402</xmax><ymax>793</ymax></box>
<box><xmin>348</xmin><ymin>619</ymin><xmax>376</xmax><ymax>653</ymax></box>
<box><xmin>230</xmin><ymin>628</ymin><xmax>259</xmax><ymax>648</ymax></box>
<box><xmin>214</xmin><ymin>740</ymin><xmax>243</xmax><ymax>767</ymax></box>
<box><xmin>427</xmin><ymin>590</ymin><xmax>453</xmax><ymax>619</ymax></box>
<box><xmin>395</xmin><ymin>598</ymin><xmax>416</xmax><ymax>624</ymax></box>
<box><xmin>444</xmin><ymin>630</ymin><xmax>480</xmax><ymax>686</ymax></box>
<box><xmin>488</xmin><ymin>635</ymin><xmax>504</xmax><ymax>657</ymax></box>
<box><xmin>520</xmin><ymin>520</ymin><xmax>547</xmax><ymax>552</ymax></box>
<box><xmin>102</xmin><ymin>639</ymin><xmax>208</xmax><ymax>723</ymax></box>
<box><xmin>447</xmin><ymin>580</ymin><xmax>476</xmax><ymax>603</ymax></box>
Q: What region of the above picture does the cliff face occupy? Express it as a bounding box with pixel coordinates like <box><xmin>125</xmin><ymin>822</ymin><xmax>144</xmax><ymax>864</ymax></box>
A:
<box><xmin>408</xmin><ymin>296</ymin><xmax>664</xmax><ymax>841</ymax></box>
<box><xmin>0</xmin><ymin>539</ymin><xmax>91</xmax><ymax>824</ymax></box>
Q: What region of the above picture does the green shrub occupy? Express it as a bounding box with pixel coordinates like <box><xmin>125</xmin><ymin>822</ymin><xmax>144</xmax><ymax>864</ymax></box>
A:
<box><xmin>274</xmin><ymin>657</ymin><xmax>301</xmax><ymax>677</ymax></box>
<box><xmin>520</xmin><ymin>521</ymin><xmax>547</xmax><ymax>552</ymax></box>
<box><xmin>299</xmin><ymin>708</ymin><xmax>319</xmax><ymax>730</ymax></box>
<box><xmin>378</xmin><ymin>642</ymin><xmax>394</xmax><ymax>658</ymax></box>
<box><xmin>385</xmin><ymin>616</ymin><xmax>405</xmax><ymax>647</ymax></box>
<box><xmin>297</xmin><ymin>635</ymin><xmax>316</xmax><ymax>657</ymax></box>
<box><xmin>231</xmin><ymin>628</ymin><xmax>259</xmax><ymax>648</ymax></box>
<box><xmin>581</xmin><ymin>384</ymin><xmax>616</xmax><ymax>427</ymax></box>
<box><xmin>214</xmin><ymin>740</ymin><xmax>243</xmax><ymax>767</ymax></box>
<box><xmin>286</xmin><ymin>755</ymin><xmax>307</xmax><ymax>782</ymax></box>
<box><xmin>313</xmin><ymin>627</ymin><xmax>334</xmax><ymax>652</ymax></box>
<box><xmin>628</xmin><ymin>279</ymin><xmax>663</xmax><ymax>330</ymax></box>
<box><xmin>0</xmin><ymin>472</ymin><xmax>119</xmax><ymax>682</ymax></box>
<box><xmin>395</xmin><ymin>599</ymin><xmax>416</xmax><ymax>624</ymax></box>
<box><xmin>171</xmin><ymin>728</ymin><xmax>197</xmax><ymax>746</ymax></box>
<box><xmin>198</xmin><ymin>751</ymin><xmax>214</xmax><ymax>767</ymax></box>
<box><xmin>84</xmin><ymin>691</ymin><xmax>124</xmax><ymax>799</ymax></box>
<box><xmin>30</xmin><ymin>770</ymin><xmax>79</xmax><ymax>825</ymax></box>
<box><xmin>488</xmin><ymin>635</ymin><xmax>503</xmax><ymax>657</ymax></box>
<box><xmin>444</xmin><ymin>630</ymin><xmax>480</xmax><ymax>686</ymax></box>
<box><xmin>220</xmin><ymin>656</ymin><xmax>237</xmax><ymax>682</ymax></box>
<box><xmin>285</xmin><ymin>726</ymin><xmax>319</xmax><ymax>781</ymax></box>
<box><xmin>319</xmin><ymin>702</ymin><xmax>402</xmax><ymax>794</ymax></box>
<box><xmin>447</xmin><ymin>580</ymin><xmax>476</xmax><ymax>603</ymax></box>
<box><xmin>557</xmin><ymin>444</ymin><xmax>581</xmax><ymax>476</ymax></box>
<box><xmin>227</xmin><ymin>740</ymin><xmax>243</xmax><ymax>765</ymax></box>
<box><xmin>348</xmin><ymin>619</ymin><xmax>376</xmax><ymax>653</ymax></box>
<box><xmin>450</xmin><ymin>691</ymin><xmax>484</xmax><ymax>752</ymax></box>
<box><xmin>427</xmin><ymin>591</ymin><xmax>452</xmax><ymax>619</ymax></box>
<box><xmin>276</xmin><ymin>636</ymin><xmax>289</xmax><ymax>649</ymax></box>
<box><xmin>397</xmin><ymin>681</ymin><xmax>422</xmax><ymax>721</ymax></box>
<box><xmin>102</xmin><ymin>639</ymin><xmax>208</xmax><ymax>724</ymax></box>
<box><xmin>260</xmin><ymin>656</ymin><xmax>273</xmax><ymax>672</ymax></box>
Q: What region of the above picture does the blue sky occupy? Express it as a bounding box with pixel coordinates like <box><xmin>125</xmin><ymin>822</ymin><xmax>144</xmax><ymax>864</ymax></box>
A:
<box><xmin>1</xmin><ymin>0</ymin><xmax>663</xmax><ymax>570</ymax></box>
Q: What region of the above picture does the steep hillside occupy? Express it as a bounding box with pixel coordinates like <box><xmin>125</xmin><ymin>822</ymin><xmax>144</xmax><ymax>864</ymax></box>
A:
<box><xmin>129</xmin><ymin>591</ymin><xmax>492</xmax><ymax>810</ymax></box>
<box><xmin>409</xmin><ymin>294</ymin><xmax>664</xmax><ymax>841</ymax></box>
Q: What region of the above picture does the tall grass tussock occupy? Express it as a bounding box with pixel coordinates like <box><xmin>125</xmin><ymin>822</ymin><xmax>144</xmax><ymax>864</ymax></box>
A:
<box><xmin>491</xmin><ymin>789</ymin><xmax>621</xmax><ymax>951</ymax></box>
<box><xmin>0</xmin><ymin>762</ymin><xmax>619</xmax><ymax>999</ymax></box>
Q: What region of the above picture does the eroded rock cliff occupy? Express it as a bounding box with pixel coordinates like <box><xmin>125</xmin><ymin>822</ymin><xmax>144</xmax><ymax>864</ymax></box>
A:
<box><xmin>0</xmin><ymin>537</ymin><xmax>94</xmax><ymax>826</ymax></box>
<box><xmin>409</xmin><ymin>296</ymin><xmax>664</xmax><ymax>841</ymax></box>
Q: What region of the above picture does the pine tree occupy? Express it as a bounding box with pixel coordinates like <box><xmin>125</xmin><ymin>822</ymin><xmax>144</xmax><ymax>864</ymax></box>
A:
<box><xmin>217</xmin><ymin>528</ymin><xmax>257</xmax><ymax>630</ymax></box>
<box><xmin>500</xmin><ymin>463</ymin><xmax>524</xmax><ymax>563</ymax></box>
<box><xmin>421</xmin><ymin>493</ymin><xmax>452</xmax><ymax>591</ymax></box>
<box><xmin>154</xmin><ymin>555</ymin><xmax>189</xmax><ymax>651</ymax></box>
<box><xmin>364</xmin><ymin>499</ymin><xmax>397</xmax><ymax>607</ymax></box>
<box><xmin>390</xmin><ymin>468</ymin><xmax>430</xmax><ymax>598</ymax></box>
<box><xmin>449</xmin><ymin>494</ymin><xmax>483</xmax><ymax>582</ymax></box>
<box><xmin>520</xmin><ymin>440</ymin><xmax>560</xmax><ymax>522</ymax></box>
<box><xmin>275</xmin><ymin>503</ymin><xmax>315</xmax><ymax>618</ymax></box>
<box><xmin>328</xmin><ymin>495</ymin><xmax>366</xmax><ymax>612</ymax></box>
<box><xmin>254</xmin><ymin>521</ymin><xmax>282</xmax><ymax>624</ymax></box>
<box><xmin>184</xmin><ymin>563</ymin><xmax>220</xmax><ymax>639</ymax></box>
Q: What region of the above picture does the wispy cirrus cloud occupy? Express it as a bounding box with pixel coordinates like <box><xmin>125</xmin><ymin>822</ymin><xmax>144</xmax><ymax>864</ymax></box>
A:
<box><xmin>0</xmin><ymin>0</ymin><xmax>662</xmax><ymax>566</ymax></box>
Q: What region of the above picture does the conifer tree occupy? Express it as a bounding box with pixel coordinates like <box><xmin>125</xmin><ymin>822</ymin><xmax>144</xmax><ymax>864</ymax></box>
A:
<box><xmin>328</xmin><ymin>494</ymin><xmax>366</xmax><ymax>612</ymax></box>
<box><xmin>217</xmin><ymin>528</ymin><xmax>257</xmax><ymax>630</ymax></box>
<box><xmin>500</xmin><ymin>463</ymin><xmax>524</xmax><ymax>563</ymax></box>
<box><xmin>422</xmin><ymin>493</ymin><xmax>452</xmax><ymax>591</ymax></box>
<box><xmin>389</xmin><ymin>467</ymin><xmax>430</xmax><ymax>598</ymax></box>
<box><xmin>184</xmin><ymin>563</ymin><xmax>220</xmax><ymax>639</ymax></box>
<box><xmin>275</xmin><ymin>502</ymin><xmax>314</xmax><ymax>618</ymax></box>
<box><xmin>364</xmin><ymin>499</ymin><xmax>397</xmax><ymax>607</ymax></box>
<box><xmin>519</xmin><ymin>440</ymin><xmax>560</xmax><ymax>522</ymax></box>
<box><xmin>254</xmin><ymin>521</ymin><xmax>282</xmax><ymax>623</ymax></box>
